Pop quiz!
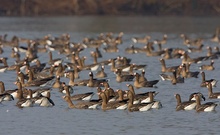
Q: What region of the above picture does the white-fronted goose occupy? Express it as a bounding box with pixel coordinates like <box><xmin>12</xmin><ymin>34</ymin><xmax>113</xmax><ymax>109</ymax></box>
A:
<box><xmin>0</xmin><ymin>81</ymin><xmax>19</xmax><ymax>99</ymax></box>
<box><xmin>48</xmin><ymin>51</ymin><xmax>63</xmax><ymax>65</ymax></box>
<box><xmin>154</xmin><ymin>34</ymin><xmax>167</xmax><ymax>45</ymax></box>
<box><xmin>64</xmin><ymin>85</ymin><xmax>94</xmax><ymax>101</ymax></box>
<box><xmin>171</xmin><ymin>70</ymin><xmax>184</xmax><ymax>85</ymax></box>
<box><xmin>59</xmin><ymin>82</ymin><xmax>74</xmax><ymax>94</ymax></box>
<box><xmin>134</xmin><ymin>72</ymin><xmax>159</xmax><ymax>88</ymax></box>
<box><xmin>127</xmin><ymin>84</ymin><xmax>158</xmax><ymax>104</ymax></box>
<box><xmin>0</xmin><ymin>57</ymin><xmax>8</xmax><ymax>72</ymax></box>
<box><xmin>115</xmin><ymin>69</ymin><xmax>134</xmax><ymax>83</ymax></box>
<box><xmin>87</xmin><ymin>72</ymin><xmax>108</xmax><ymax>87</ymax></box>
<box><xmin>132</xmin><ymin>35</ymin><xmax>151</xmax><ymax>44</ymax></box>
<box><xmin>27</xmin><ymin>89</ymin><xmax>54</xmax><ymax>107</ymax></box>
<box><xmin>175</xmin><ymin>94</ymin><xmax>197</xmax><ymax>111</ymax></box>
<box><xmin>199</xmin><ymin>60</ymin><xmax>215</xmax><ymax>71</ymax></box>
<box><xmin>20</xmin><ymin>70</ymin><xmax>54</xmax><ymax>87</ymax></box>
<box><xmin>148</xmin><ymin>91</ymin><xmax>162</xmax><ymax>109</ymax></box>
<box><xmin>63</xmin><ymin>86</ymin><xmax>100</xmax><ymax>109</ymax></box>
<box><xmin>195</xmin><ymin>94</ymin><xmax>217</xmax><ymax>112</ymax></box>
<box><xmin>180</xmin><ymin>63</ymin><xmax>199</xmax><ymax>78</ymax></box>
<box><xmin>16</xmin><ymin>84</ymin><xmax>34</xmax><ymax>108</ymax></box>
<box><xmin>187</xmin><ymin>44</ymin><xmax>204</xmax><ymax>53</ymax></box>
<box><xmin>159</xmin><ymin>58</ymin><xmax>179</xmax><ymax>73</ymax></box>
<box><xmin>66</xmin><ymin>71</ymin><xmax>87</xmax><ymax>86</ymax></box>
<box><xmin>0</xmin><ymin>93</ymin><xmax>14</xmax><ymax>103</ymax></box>
<box><xmin>63</xmin><ymin>95</ymin><xmax>99</xmax><ymax>109</ymax></box>
<box><xmin>126</xmin><ymin>90</ymin><xmax>154</xmax><ymax>112</ymax></box>
<box><xmin>52</xmin><ymin>76</ymin><xmax>61</xmax><ymax>88</ymax></box>
<box><xmin>207</xmin><ymin>82</ymin><xmax>220</xmax><ymax>99</ymax></box>
<box><xmin>200</xmin><ymin>71</ymin><xmax>217</xmax><ymax>87</ymax></box>
<box><xmin>95</xmin><ymin>65</ymin><xmax>107</xmax><ymax>78</ymax></box>
<box><xmin>188</xmin><ymin>92</ymin><xmax>206</xmax><ymax>101</ymax></box>
<box><xmin>98</xmin><ymin>91</ymin><xmax>128</xmax><ymax>110</ymax></box>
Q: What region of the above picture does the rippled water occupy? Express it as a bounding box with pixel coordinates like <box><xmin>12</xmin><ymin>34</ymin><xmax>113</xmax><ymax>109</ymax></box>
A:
<box><xmin>0</xmin><ymin>16</ymin><xmax>220</xmax><ymax>135</ymax></box>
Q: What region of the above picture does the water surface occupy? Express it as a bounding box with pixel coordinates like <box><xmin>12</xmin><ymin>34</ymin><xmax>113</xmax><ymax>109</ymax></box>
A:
<box><xmin>0</xmin><ymin>16</ymin><xmax>220</xmax><ymax>135</ymax></box>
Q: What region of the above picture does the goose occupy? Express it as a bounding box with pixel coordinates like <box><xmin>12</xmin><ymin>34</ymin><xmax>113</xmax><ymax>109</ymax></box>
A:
<box><xmin>195</xmin><ymin>94</ymin><xmax>218</xmax><ymax>112</ymax></box>
<box><xmin>175</xmin><ymin>94</ymin><xmax>197</xmax><ymax>111</ymax></box>
<box><xmin>199</xmin><ymin>60</ymin><xmax>215</xmax><ymax>71</ymax></box>
<box><xmin>126</xmin><ymin>90</ymin><xmax>154</xmax><ymax>112</ymax></box>
<box><xmin>200</xmin><ymin>71</ymin><xmax>217</xmax><ymax>87</ymax></box>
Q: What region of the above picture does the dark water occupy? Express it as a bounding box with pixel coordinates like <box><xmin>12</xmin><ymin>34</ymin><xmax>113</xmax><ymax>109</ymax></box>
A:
<box><xmin>0</xmin><ymin>16</ymin><xmax>220</xmax><ymax>135</ymax></box>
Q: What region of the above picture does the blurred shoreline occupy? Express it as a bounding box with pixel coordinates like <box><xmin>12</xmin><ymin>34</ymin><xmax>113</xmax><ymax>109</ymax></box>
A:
<box><xmin>0</xmin><ymin>0</ymin><xmax>220</xmax><ymax>16</ymax></box>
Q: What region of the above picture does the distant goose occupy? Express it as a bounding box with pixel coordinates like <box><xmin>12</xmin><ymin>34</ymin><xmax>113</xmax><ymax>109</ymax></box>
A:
<box><xmin>159</xmin><ymin>58</ymin><xmax>179</xmax><ymax>73</ymax></box>
<box><xmin>131</xmin><ymin>35</ymin><xmax>151</xmax><ymax>44</ymax></box>
<box><xmin>199</xmin><ymin>60</ymin><xmax>215</xmax><ymax>71</ymax></box>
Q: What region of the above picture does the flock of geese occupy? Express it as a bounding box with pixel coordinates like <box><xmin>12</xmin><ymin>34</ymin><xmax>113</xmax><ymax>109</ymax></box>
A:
<box><xmin>0</xmin><ymin>27</ymin><xmax>220</xmax><ymax>112</ymax></box>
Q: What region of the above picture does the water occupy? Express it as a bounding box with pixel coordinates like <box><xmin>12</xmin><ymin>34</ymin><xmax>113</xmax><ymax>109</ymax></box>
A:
<box><xmin>0</xmin><ymin>16</ymin><xmax>220</xmax><ymax>135</ymax></box>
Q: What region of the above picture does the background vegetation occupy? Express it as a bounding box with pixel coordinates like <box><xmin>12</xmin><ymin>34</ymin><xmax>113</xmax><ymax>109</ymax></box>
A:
<box><xmin>0</xmin><ymin>0</ymin><xmax>220</xmax><ymax>16</ymax></box>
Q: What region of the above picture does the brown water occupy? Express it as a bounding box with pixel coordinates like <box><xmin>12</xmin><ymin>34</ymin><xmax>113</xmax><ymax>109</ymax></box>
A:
<box><xmin>0</xmin><ymin>16</ymin><xmax>220</xmax><ymax>135</ymax></box>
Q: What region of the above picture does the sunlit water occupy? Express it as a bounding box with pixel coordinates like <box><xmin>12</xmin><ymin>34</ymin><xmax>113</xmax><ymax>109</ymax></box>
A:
<box><xmin>0</xmin><ymin>16</ymin><xmax>220</xmax><ymax>135</ymax></box>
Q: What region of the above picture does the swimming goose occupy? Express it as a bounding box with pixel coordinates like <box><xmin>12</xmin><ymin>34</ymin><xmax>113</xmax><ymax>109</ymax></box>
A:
<box><xmin>181</xmin><ymin>52</ymin><xmax>207</xmax><ymax>64</ymax></box>
<box><xmin>48</xmin><ymin>51</ymin><xmax>63</xmax><ymax>65</ymax></box>
<box><xmin>109</xmin><ymin>58</ymin><xmax>131</xmax><ymax>72</ymax></box>
<box><xmin>199</xmin><ymin>60</ymin><xmax>215</xmax><ymax>71</ymax></box>
<box><xmin>175</xmin><ymin>94</ymin><xmax>197</xmax><ymax>111</ymax></box>
<box><xmin>180</xmin><ymin>63</ymin><xmax>199</xmax><ymax>78</ymax></box>
<box><xmin>95</xmin><ymin>65</ymin><xmax>107</xmax><ymax>78</ymax></box>
<box><xmin>171</xmin><ymin>70</ymin><xmax>184</xmax><ymax>85</ymax></box>
<box><xmin>98</xmin><ymin>91</ymin><xmax>128</xmax><ymax>110</ymax></box>
<box><xmin>149</xmin><ymin>91</ymin><xmax>162</xmax><ymax>109</ymax></box>
<box><xmin>188</xmin><ymin>92</ymin><xmax>206</xmax><ymax>101</ymax></box>
<box><xmin>159</xmin><ymin>73</ymin><xmax>173</xmax><ymax>81</ymax></box>
<box><xmin>125</xmin><ymin>44</ymin><xmax>141</xmax><ymax>54</ymax></box>
<box><xmin>206</xmin><ymin>46</ymin><xmax>218</xmax><ymax>59</ymax></box>
<box><xmin>200</xmin><ymin>71</ymin><xmax>217</xmax><ymax>87</ymax></box>
<box><xmin>55</xmin><ymin>63</ymin><xmax>65</xmax><ymax>77</ymax></box>
<box><xmin>52</xmin><ymin>76</ymin><xmax>61</xmax><ymax>88</ymax></box>
<box><xmin>195</xmin><ymin>94</ymin><xmax>217</xmax><ymax>112</ymax></box>
<box><xmin>133</xmin><ymin>72</ymin><xmax>159</xmax><ymax>88</ymax></box>
<box><xmin>64</xmin><ymin>85</ymin><xmax>94</xmax><ymax>101</ymax></box>
<box><xmin>132</xmin><ymin>35</ymin><xmax>151</xmax><ymax>44</ymax></box>
<box><xmin>16</xmin><ymin>83</ymin><xmax>34</xmax><ymax>108</ymax></box>
<box><xmin>87</xmin><ymin>72</ymin><xmax>108</xmax><ymax>87</ymax></box>
<box><xmin>127</xmin><ymin>84</ymin><xmax>158</xmax><ymax>104</ymax></box>
<box><xmin>20</xmin><ymin>69</ymin><xmax>54</xmax><ymax>87</ymax></box>
<box><xmin>58</xmin><ymin>82</ymin><xmax>74</xmax><ymax>94</ymax></box>
<box><xmin>63</xmin><ymin>86</ymin><xmax>99</xmax><ymax>109</ymax></box>
<box><xmin>0</xmin><ymin>81</ymin><xmax>19</xmax><ymax>99</ymax></box>
<box><xmin>66</xmin><ymin>71</ymin><xmax>87</xmax><ymax>86</ymax></box>
<box><xmin>91</xmin><ymin>47</ymin><xmax>102</xmax><ymax>58</ymax></box>
<box><xmin>188</xmin><ymin>44</ymin><xmax>204</xmax><ymax>53</ymax></box>
<box><xmin>101</xmin><ymin>82</ymin><xmax>116</xmax><ymax>101</ymax></box>
<box><xmin>115</xmin><ymin>69</ymin><xmax>134</xmax><ymax>83</ymax></box>
<box><xmin>159</xmin><ymin>58</ymin><xmax>180</xmax><ymax>73</ymax></box>
<box><xmin>0</xmin><ymin>93</ymin><xmax>14</xmax><ymax>103</ymax></box>
<box><xmin>145</xmin><ymin>43</ymin><xmax>165</xmax><ymax>57</ymax></box>
<box><xmin>126</xmin><ymin>90</ymin><xmax>154</xmax><ymax>112</ymax></box>
<box><xmin>29</xmin><ymin>59</ymin><xmax>46</xmax><ymax>73</ymax></box>
<box><xmin>27</xmin><ymin>89</ymin><xmax>55</xmax><ymax>107</ymax></box>
<box><xmin>0</xmin><ymin>57</ymin><xmax>8</xmax><ymax>72</ymax></box>
<box><xmin>154</xmin><ymin>34</ymin><xmax>167</xmax><ymax>45</ymax></box>
<box><xmin>207</xmin><ymin>82</ymin><xmax>220</xmax><ymax>99</ymax></box>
